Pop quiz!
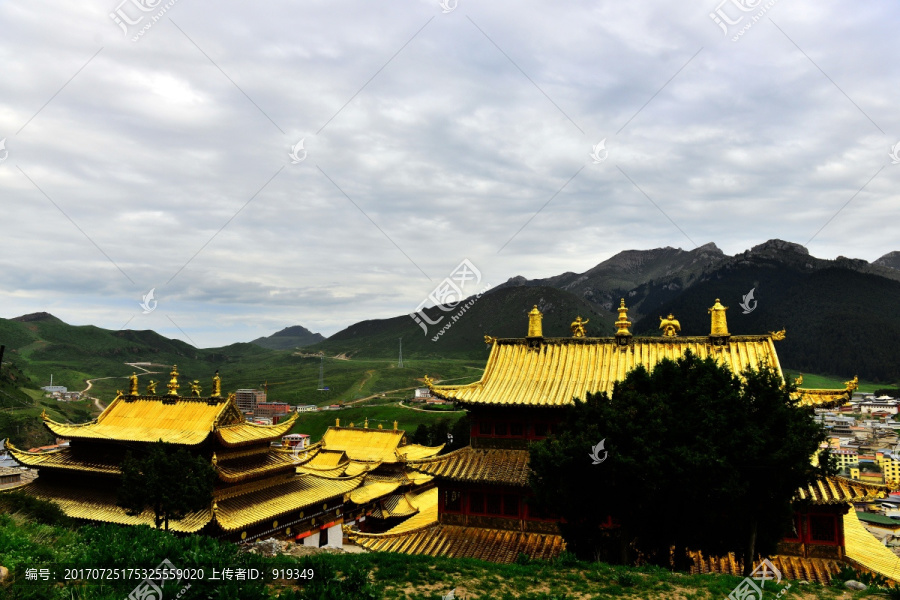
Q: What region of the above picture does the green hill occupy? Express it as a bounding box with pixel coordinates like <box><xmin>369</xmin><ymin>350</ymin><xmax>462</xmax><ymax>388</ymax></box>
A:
<box><xmin>251</xmin><ymin>325</ymin><xmax>325</xmax><ymax>350</ymax></box>
<box><xmin>306</xmin><ymin>285</ymin><xmax>612</xmax><ymax>360</ymax></box>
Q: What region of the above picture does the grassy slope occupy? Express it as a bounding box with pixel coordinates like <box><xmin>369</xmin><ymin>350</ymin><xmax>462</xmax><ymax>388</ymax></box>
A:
<box><xmin>0</xmin><ymin>509</ymin><xmax>884</xmax><ymax>600</ymax></box>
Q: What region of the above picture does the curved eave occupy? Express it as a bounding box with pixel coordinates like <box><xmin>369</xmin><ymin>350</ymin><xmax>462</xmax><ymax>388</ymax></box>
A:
<box><xmin>215</xmin><ymin>412</ymin><xmax>299</xmax><ymax>447</ymax></box>
<box><xmin>216</xmin><ymin>449</ymin><xmax>300</xmax><ymax>483</ymax></box>
<box><xmin>6</xmin><ymin>442</ymin><xmax>120</xmax><ymax>476</ymax></box>
<box><xmin>795</xmin><ymin>476</ymin><xmax>888</xmax><ymax>504</ymax></box>
<box><xmin>793</xmin><ymin>388</ymin><xmax>852</xmax><ymax>408</ymax></box>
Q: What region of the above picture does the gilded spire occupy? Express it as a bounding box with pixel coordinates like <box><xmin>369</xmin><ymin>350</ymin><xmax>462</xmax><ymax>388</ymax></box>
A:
<box><xmin>394</xmin><ymin>420</ymin><xmax>398</xmax><ymax>431</ymax></box>
<box><xmin>212</xmin><ymin>370</ymin><xmax>222</xmax><ymax>398</ymax></box>
<box><xmin>146</xmin><ymin>380</ymin><xmax>157</xmax><ymax>395</ymax></box>
<box><xmin>167</xmin><ymin>365</ymin><xmax>180</xmax><ymax>396</ymax></box>
<box><xmin>128</xmin><ymin>372</ymin><xmax>139</xmax><ymax>396</ymax></box>
<box><xmin>527</xmin><ymin>305</ymin><xmax>543</xmax><ymax>338</ymax></box>
<box><xmin>190</xmin><ymin>380</ymin><xmax>202</xmax><ymax>397</ymax></box>
<box><xmin>708</xmin><ymin>298</ymin><xmax>729</xmax><ymax>337</ymax></box>
<box><xmin>211</xmin><ymin>452</ymin><xmax>218</xmax><ymax>466</ymax></box>
<box><xmin>615</xmin><ymin>299</ymin><xmax>632</xmax><ymax>337</ymax></box>
<box><xmin>364</xmin><ymin>417</ymin><xmax>369</xmax><ymax>429</ymax></box>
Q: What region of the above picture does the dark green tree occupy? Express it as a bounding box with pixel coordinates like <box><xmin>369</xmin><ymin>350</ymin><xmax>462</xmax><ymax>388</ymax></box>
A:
<box><xmin>117</xmin><ymin>440</ymin><xmax>216</xmax><ymax>531</ymax></box>
<box><xmin>529</xmin><ymin>351</ymin><xmax>833</xmax><ymax>573</ymax></box>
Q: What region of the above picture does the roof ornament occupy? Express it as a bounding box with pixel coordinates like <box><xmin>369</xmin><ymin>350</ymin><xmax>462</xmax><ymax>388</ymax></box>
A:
<box><xmin>211</xmin><ymin>452</ymin><xmax>218</xmax><ymax>466</ymax></box>
<box><xmin>40</xmin><ymin>409</ymin><xmax>48</xmax><ymax>420</ymax></box>
<box><xmin>364</xmin><ymin>418</ymin><xmax>369</xmax><ymax>429</ymax></box>
<box><xmin>146</xmin><ymin>380</ymin><xmax>157</xmax><ymax>395</ymax></box>
<box><xmin>769</xmin><ymin>329</ymin><xmax>786</xmax><ymax>341</ymax></box>
<box><xmin>659</xmin><ymin>314</ymin><xmax>681</xmax><ymax>337</ymax></box>
<box><xmin>190</xmin><ymin>380</ymin><xmax>202</xmax><ymax>397</ymax></box>
<box><xmin>394</xmin><ymin>420</ymin><xmax>398</xmax><ymax>431</ymax></box>
<box><xmin>484</xmin><ymin>335</ymin><xmax>497</xmax><ymax>345</ymax></box>
<box><xmin>615</xmin><ymin>299</ymin><xmax>632</xmax><ymax>341</ymax></box>
<box><xmin>844</xmin><ymin>375</ymin><xmax>859</xmax><ymax>392</ymax></box>
<box><xmin>423</xmin><ymin>375</ymin><xmax>435</xmax><ymax>388</ymax></box>
<box><xmin>212</xmin><ymin>370</ymin><xmax>222</xmax><ymax>398</ymax></box>
<box><xmin>378</xmin><ymin>423</ymin><xmax>383</xmax><ymax>429</ymax></box>
<box><xmin>527</xmin><ymin>305</ymin><xmax>543</xmax><ymax>338</ymax></box>
<box><xmin>336</xmin><ymin>418</ymin><xmax>340</xmax><ymax>427</ymax></box>
<box><xmin>570</xmin><ymin>316</ymin><xmax>589</xmax><ymax>338</ymax></box>
<box><xmin>708</xmin><ymin>299</ymin><xmax>729</xmax><ymax>337</ymax></box>
<box><xmin>211</xmin><ymin>500</ymin><xmax>218</xmax><ymax>517</ymax></box>
<box><xmin>167</xmin><ymin>365</ymin><xmax>180</xmax><ymax>396</ymax></box>
<box><xmin>129</xmin><ymin>372</ymin><xmax>139</xmax><ymax>396</ymax></box>
<box><xmin>795</xmin><ymin>373</ymin><xmax>803</xmax><ymax>386</ymax></box>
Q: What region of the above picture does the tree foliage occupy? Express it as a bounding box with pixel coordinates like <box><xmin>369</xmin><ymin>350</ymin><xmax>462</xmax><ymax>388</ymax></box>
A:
<box><xmin>411</xmin><ymin>415</ymin><xmax>469</xmax><ymax>452</ymax></box>
<box><xmin>529</xmin><ymin>351</ymin><xmax>833</xmax><ymax>572</ymax></box>
<box><xmin>117</xmin><ymin>441</ymin><xmax>216</xmax><ymax>531</ymax></box>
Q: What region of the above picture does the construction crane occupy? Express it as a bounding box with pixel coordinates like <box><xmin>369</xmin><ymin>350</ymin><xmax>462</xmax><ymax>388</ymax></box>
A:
<box><xmin>261</xmin><ymin>381</ymin><xmax>287</xmax><ymax>395</ymax></box>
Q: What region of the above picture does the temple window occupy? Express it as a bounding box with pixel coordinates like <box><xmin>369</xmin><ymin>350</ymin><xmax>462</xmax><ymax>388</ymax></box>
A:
<box><xmin>509</xmin><ymin>422</ymin><xmax>524</xmax><ymax>437</ymax></box>
<box><xmin>444</xmin><ymin>490</ymin><xmax>462</xmax><ymax>512</ymax></box>
<box><xmin>533</xmin><ymin>422</ymin><xmax>548</xmax><ymax>438</ymax></box>
<box><xmin>808</xmin><ymin>515</ymin><xmax>837</xmax><ymax>543</ymax></box>
<box><xmin>469</xmin><ymin>492</ymin><xmax>485</xmax><ymax>514</ymax></box>
<box><xmin>479</xmin><ymin>421</ymin><xmax>492</xmax><ymax>436</ymax></box>
<box><xmin>494</xmin><ymin>422</ymin><xmax>508</xmax><ymax>436</ymax></box>
<box><xmin>486</xmin><ymin>494</ymin><xmax>503</xmax><ymax>515</ymax></box>
<box><xmin>503</xmin><ymin>494</ymin><xmax>520</xmax><ymax>517</ymax></box>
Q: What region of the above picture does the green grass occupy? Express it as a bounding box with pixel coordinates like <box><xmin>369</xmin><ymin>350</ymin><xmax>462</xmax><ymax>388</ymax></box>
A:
<box><xmin>292</xmin><ymin>401</ymin><xmax>465</xmax><ymax>442</ymax></box>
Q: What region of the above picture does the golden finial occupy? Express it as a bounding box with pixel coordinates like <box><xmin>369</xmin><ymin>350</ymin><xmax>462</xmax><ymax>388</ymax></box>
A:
<box><xmin>393</xmin><ymin>420</ymin><xmax>398</xmax><ymax>431</ymax></box>
<box><xmin>40</xmin><ymin>409</ymin><xmax>48</xmax><ymax>419</ymax></box>
<box><xmin>659</xmin><ymin>314</ymin><xmax>681</xmax><ymax>337</ymax></box>
<box><xmin>527</xmin><ymin>305</ymin><xmax>543</xmax><ymax>338</ymax></box>
<box><xmin>570</xmin><ymin>316</ymin><xmax>589</xmax><ymax>338</ymax></box>
<box><xmin>708</xmin><ymin>299</ymin><xmax>729</xmax><ymax>337</ymax></box>
<box><xmin>190</xmin><ymin>380</ymin><xmax>202</xmax><ymax>397</ymax></box>
<box><xmin>769</xmin><ymin>329</ymin><xmax>786</xmax><ymax>341</ymax></box>
<box><xmin>167</xmin><ymin>365</ymin><xmax>180</xmax><ymax>396</ymax></box>
<box><xmin>484</xmin><ymin>335</ymin><xmax>497</xmax><ymax>345</ymax></box>
<box><xmin>129</xmin><ymin>372</ymin><xmax>139</xmax><ymax>396</ymax></box>
<box><xmin>350</xmin><ymin>422</ymin><xmax>355</xmax><ymax>428</ymax></box>
<box><xmin>844</xmin><ymin>375</ymin><xmax>859</xmax><ymax>392</ymax></box>
<box><xmin>212</xmin><ymin>370</ymin><xmax>222</xmax><ymax>397</ymax></box>
<box><xmin>211</xmin><ymin>452</ymin><xmax>218</xmax><ymax>466</ymax></box>
<box><xmin>212</xmin><ymin>500</ymin><xmax>218</xmax><ymax>516</ymax></box>
<box><xmin>423</xmin><ymin>375</ymin><xmax>435</xmax><ymax>388</ymax></box>
<box><xmin>146</xmin><ymin>380</ymin><xmax>157</xmax><ymax>395</ymax></box>
<box><xmin>364</xmin><ymin>417</ymin><xmax>369</xmax><ymax>429</ymax></box>
<box><xmin>378</xmin><ymin>423</ymin><xmax>383</xmax><ymax>429</ymax></box>
<box><xmin>615</xmin><ymin>299</ymin><xmax>632</xmax><ymax>338</ymax></box>
<box><xmin>336</xmin><ymin>418</ymin><xmax>340</xmax><ymax>427</ymax></box>
<box><xmin>795</xmin><ymin>373</ymin><xmax>803</xmax><ymax>386</ymax></box>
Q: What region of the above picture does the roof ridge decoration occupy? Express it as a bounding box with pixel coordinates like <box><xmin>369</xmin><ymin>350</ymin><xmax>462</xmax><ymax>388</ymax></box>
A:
<box><xmin>708</xmin><ymin>298</ymin><xmax>729</xmax><ymax>338</ymax></box>
<box><xmin>614</xmin><ymin>298</ymin><xmax>632</xmax><ymax>343</ymax></box>
<box><xmin>167</xmin><ymin>365</ymin><xmax>180</xmax><ymax>396</ymax></box>
<box><xmin>527</xmin><ymin>305</ymin><xmax>543</xmax><ymax>339</ymax></box>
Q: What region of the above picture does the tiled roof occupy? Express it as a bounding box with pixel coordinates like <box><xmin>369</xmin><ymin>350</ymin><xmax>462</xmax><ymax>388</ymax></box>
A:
<box><xmin>215</xmin><ymin>473</ymin><xmax>362</xmax><ymax>532</ymax></box>
<box><xmin>215</xmin><ymin>413</ymin><xmax>298</xmax><ymax>447</ymax></box>
<box><xmin>17</xmin><ymin>480</ymin><xmax>211</xmax><ymax>532</ymax></box>
<box><xmin>844</xmin><ymin>510</ymin><xmax>900</xmax><ymax>583</ymax></box>
<box><xmin>348</xmin><ymin>523</ymin><xmax>565</xmax><ymax>563</ymax></box>
<box><xmin>349</xmin><ymin>481</ymin><xmax>401</xmax><ymax>505</ymax></box>
<box><xmin>383</xmin><ymin>487</ymin><xmax>438</xmax><ymax>535</ymax></box>
<box><xmin>6</xmin><ymin>442</ymin><xmax>121</xmax><ymax>475</ymax></box>
<box><xmin>794</xmin><ymin>388</ymin><xmax>851</xmax><ymax>407</ymax></box>
<box><xmin>216</xmin><ymin>449</ymin><xmax>299</xmax><ymax>483</ymax></box>
<box><xmin>795</xmin><ymin>477</ymin><xmax>888</xmax><ymax>504</ymax></box>
<box><xmin>689</xmin><ymin>551</ymin><xmax>842</xmax><ymax>585</ymax></box>
<box><xmin>430</xmin><ymin>336</ymin><xmax>784</xmax><ymax>406</ymax></box>
<box><xmin>409</xmin><ymin>447</ymin><xmax>531</xmax><ymax>486</ymax></box>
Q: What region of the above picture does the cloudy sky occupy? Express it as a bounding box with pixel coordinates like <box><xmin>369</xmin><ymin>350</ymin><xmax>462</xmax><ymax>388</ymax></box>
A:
<box><xmin>1</xmin><ymin>0</ymin><xmax>897</xmax><ymax>347</ymax></box>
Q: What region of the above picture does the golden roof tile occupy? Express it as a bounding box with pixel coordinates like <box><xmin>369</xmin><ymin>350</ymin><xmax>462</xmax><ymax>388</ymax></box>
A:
<box><xmin>6</xmin><ymin>442</ymin><xmax>120</xmax><ymax>475</ymax></box>
<box><xmin>689</xmin><ymin>551</ymin><xmax>842</xmax><ymax>585</ymax></box>
<box><xmin>17</xmin><ymin>480</ymin><xmax>211</xmax><ymax>532</ymax></box>
<box><xmin>396</xmin><ymin>444</ymin><xmax>444</xmax><ymax>461</ymax></box>
<box><xmin>214</xmin><ymin>473</ymin><xmax>362</xmax><ymax>532</ymax></box>
<box><xmin>409</xmin><ymin>447</ymin><xmax>531</xmax><ymax>486</ymax></box>
<box><xmin>430</xmin><ymin>336</ymin><xmax>784</xmax><ymax>406</ymax></box>
<box><xmin>321</xmin><ymin>427</ymin><xmax>407</xmax><ymax>463</ymax></box>
<box><xmin>382</xmin><ymin>487</ymin><xmax>438</xmax><ymax>535</ymax></box>
<box><xmin>793</xmin><ymin>388</ymin><xmax>851</xmax><ymax>407</ymax></box>
<box><xmin>350</xmin><ymin>481</ymin><xmax>402</xmax><ymax>505</ymax></box>
<box><xmin>215</xmin><ymin>412</ymin><xmax>299</xmax><ymax>447</ymax></box>
<box><xmin>795</xmin><ymin>476</ymin><xmax>888</xmax><ymax>504</ymax></box>
<box><xmin>347</xmin><ymin>523</ymin><xmax>565</xmax><ymax>564</ymax></box>
<box><xmin>843</xmin><ymin>509</ymin><xmax>900</xmax><ymax>583</ymax></box>
<box><xmin>216</xmin><ymin>449</ymin><xmax>299</xmax><ymax>483</ymax></box>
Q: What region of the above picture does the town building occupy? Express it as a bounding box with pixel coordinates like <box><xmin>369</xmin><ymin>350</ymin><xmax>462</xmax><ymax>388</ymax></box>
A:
<box><xmin>234</xmin><ymin>388</ymin><xmax>266</xmax><ymax>413</ymax></box>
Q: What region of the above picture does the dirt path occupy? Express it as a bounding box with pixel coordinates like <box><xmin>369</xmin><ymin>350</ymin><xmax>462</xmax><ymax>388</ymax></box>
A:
<box><xmin>397</xmin><ymin>401</ymin><xmax>465</xmax><ymax>413</ymax></box>
<box><xmin>82</xmin><ymin>363</ymin><xmax>165</xmax><ymax>412</ymax></box>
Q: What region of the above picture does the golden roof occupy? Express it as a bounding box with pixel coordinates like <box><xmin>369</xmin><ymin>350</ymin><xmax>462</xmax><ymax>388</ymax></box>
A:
<box><xmin>795</xmin><ymin>477</ymin><xmax>888</xmax><ymax>504</ymax></box>
<box><xmin>17</xmin><ymin>480</ymin><xmax>211</xmax><ymax>532</ymax></box>
<box><xmin>409</xmin><ymin>447</ymin><xmax>531</xmax><ymax>486</ymax></box>
<box><xmin>349</xmin><ymin>480</ymin><xmax>402</xmax><ymax>505</ymax></box>
<box><xmin>6</xmin><ymin>442</ymin><xmax>120</xmax><ymax>475</ymax></box>
<box><xmin>40</xmin><ymin>393</ymin><xmax>296</xmax><ymax>446</ymax></box>
<box><xmin>843</xmin><ymin>509</ymin><xmax>900</xmax><ymax>583</ymax></box>
<box><xmin>215</xmin><ymin>413</ymin><xmax>298</xmax><ymax>447</ymax></box>
<box><xmin>793</xmin><ymin>388</ymin><xmax>851</xmax><ymax>408</ymax></box>
<box><xmin>689</xmin><ymin>551</ymin><xmax>841</xmax><ymax>585</ymax></box>
<box><xmin>375</xmin><ymin>492</ymin><xmax>419</xmax><ymax>518</ymax></box>
<box><xmin>215</xmin><ymin>473</ymin><xmax>362</xmax><ymax>532</ymax></box>
<box><xmin>429</xmin><ymin>336</ymin><xmax>784</xmax><ymax>406</ymax></box>
<box><xmin>397</xmin><ymin>444</ymin><xmax>444</xmax><ymax>461</ymax></box>
<box><xmin>348</xmin><ymin>523</ymin><xmax>565</xmax><ymax>564</ymax></box>
<box><xmin>382</xmin><ymin>487</ymin><xmax>438</xmax><ymax>535</ymax></box>
<box><xmin>320</xmin><ymin>427</ymin><xmax>440</xmax><ymax>464</ymax></box>
<box><xmin>216</xmin><ymin>448</ymin><xmax>299</xmax><ymax>483</ymax></box>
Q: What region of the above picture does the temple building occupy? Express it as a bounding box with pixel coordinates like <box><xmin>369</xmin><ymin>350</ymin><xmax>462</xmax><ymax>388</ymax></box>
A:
<box><xmin>6</xmin><ymin>367</ymin><xmax>440</xmax><ymax>547</ymax></box>
<box><xmin>348</xmin><ymin>300</ymin><xmax>900</xmax><ymax>583</ymax></box>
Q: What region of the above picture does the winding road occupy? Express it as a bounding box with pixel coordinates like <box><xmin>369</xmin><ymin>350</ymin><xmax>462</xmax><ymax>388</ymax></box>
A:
<box><xmin>81</xmin><ymin>362</ymin><xmax>166</xmax><ymax>412</ymax></box>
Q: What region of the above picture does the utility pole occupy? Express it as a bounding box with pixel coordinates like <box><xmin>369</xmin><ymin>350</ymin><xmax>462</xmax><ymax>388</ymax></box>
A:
<box><xmin>398</xmin><ymin>338</ymin><xmax>403</xmax><ymax>368</ymax></box>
